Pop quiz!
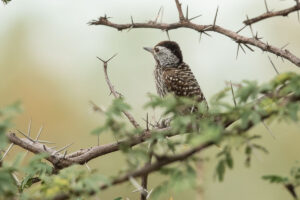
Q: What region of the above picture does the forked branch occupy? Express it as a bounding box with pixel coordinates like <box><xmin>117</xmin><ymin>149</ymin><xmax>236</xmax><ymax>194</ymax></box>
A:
<box><xmin>244</xmin><ymin>1</ymin><xmax>300</xmax><ymax>25</ymax></box>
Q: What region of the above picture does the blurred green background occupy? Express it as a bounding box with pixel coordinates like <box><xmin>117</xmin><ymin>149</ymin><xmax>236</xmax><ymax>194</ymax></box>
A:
<box><xmin>1</xmin><ymin>0</ymin><xmax>300</xmax><ymax>199</ymax></box>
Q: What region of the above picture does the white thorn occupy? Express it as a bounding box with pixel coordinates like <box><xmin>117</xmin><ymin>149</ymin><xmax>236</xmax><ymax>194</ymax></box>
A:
<box><xmin>0</xmin><ymin>143</ymin><xmax>14</xmax><ymax>162</ymax></box>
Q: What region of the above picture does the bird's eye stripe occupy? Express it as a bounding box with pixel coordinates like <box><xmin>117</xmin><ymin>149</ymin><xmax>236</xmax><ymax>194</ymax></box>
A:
<box><xmin>154</xmin><ymin>48</ymin><xmax>159</xmax><ymax>52</ymax></box>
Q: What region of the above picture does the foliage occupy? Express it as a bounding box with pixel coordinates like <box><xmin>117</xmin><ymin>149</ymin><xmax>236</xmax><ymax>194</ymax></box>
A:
<box><xmin>0</xmin><ymin>101</ymin><xmax>22</xmax><ymax>149</ymax></box>
<box><xmin>24</xmin><ymin>165</ymin><xmax>110</xmax><ymax>200</ymax></box>
<box><xmin>0</xmin><ymin>72</ymin><xmax>300</xmax><ymax>199</ymax></box>
<box><xmin>263</xmin><ymin>163</ymin><xmax>300</xmax><ymax>199</ymax></box>
<box><xmin>21</xmin><ymin>153</ymin><xmax>53</xmax><ymax>190</ymax></box>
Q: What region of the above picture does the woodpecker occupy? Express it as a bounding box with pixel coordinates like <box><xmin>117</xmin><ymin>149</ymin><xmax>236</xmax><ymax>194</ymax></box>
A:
<box><xmin>143</xmin><ymin>41</ymin><xmax>207</xmax><ymax>106</ymax></box>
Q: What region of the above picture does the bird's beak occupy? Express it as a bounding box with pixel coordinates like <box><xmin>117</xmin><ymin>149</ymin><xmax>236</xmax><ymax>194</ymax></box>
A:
<box><xmin>143</xmin><ymin>47</ymin><xmax>154</xmax><ymax>54</ymax></box>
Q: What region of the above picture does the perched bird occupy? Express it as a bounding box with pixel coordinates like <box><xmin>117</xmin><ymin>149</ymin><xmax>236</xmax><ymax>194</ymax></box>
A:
<box><xmin>143</xmin><ymin>41</ymin><xmax>207</xmax><ymax>107</ymax></box>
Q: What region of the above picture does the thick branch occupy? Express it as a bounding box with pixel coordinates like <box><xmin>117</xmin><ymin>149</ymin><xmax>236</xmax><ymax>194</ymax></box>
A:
<box><xmin>244</xmin><ymin>3</ymin><xmax>300</xmax><ymax>25</ymax></box>
<box><xmin>89</xmin><ymin>18</ymin><xmax>300</xmax><ymax>67</ymax></box>
<box><xmin>6</xmin><ymin>128</ymin><xmax>169</xmax><ymax>169</ymax></box>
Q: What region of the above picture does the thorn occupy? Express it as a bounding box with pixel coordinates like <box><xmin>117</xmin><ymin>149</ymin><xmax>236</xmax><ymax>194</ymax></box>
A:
<box><xmin>154</xmin><ymin>6</ymin><xmax>162</xmax><ymax>23</ymax></box>
<box><xmin>166</xmin><ymin>30</ymin><xmax>170</xmax><ymax>40</ymax></box>
<box><xmin>146</xmin><ymin>188</ymin><xmax>153</xmax><ymax>199</ymax></box>
<box><xmin>142</xmin><ymin>118</ymin><xmax>155</xmax><ymax>128</ymax></box>
<box><xmin>97</xmin><ymin>53</ymin><xmax>118</xmax><ymax>64</ymax></box>
<box><xmin>202</xmin><ymin>31</ymin><xmax>212</xmax><ymax>37</ymax></box>
<box><xmin>129</xmin><ymin>176</ymin><xmax>147</xmax><ymax>196</ymax></box>
<box><xmin>189</xmin><ymin>14</ymin><xmax>202</xmax><ymax>21</ymax></box>
<box><xmin>246</xmin><ymin>15</ymin><xmax>255</xmax><ymax>37</ymax></box>
<box><xmin>230</xmin><ymin>81</ymin><xmax>237</xmax><ymax>107</ymax></box>
<box><xmin>130</xmin><ymin>16</ymin><xmax>134</xmax><ymax>25</ymax></box>
<box><xmin>262</xmin><ymin>121</ymin><xmax>276</xmax><ymax>139</ymax></box>
<box><xmin>27</xmin><ymin>118</ymin><xmax>32</xmax><ymax>138</ymax></box>
<box><xmin>49</xmin><ymin>146</ymin><xmax>57</xmax><ymax>150</ymax></box>
<box><xmin>268</xmin><ymin>56</ymin><xmax>279</xmax><ymax>75</ymax></box>
<box><xmin>55</xmin><ymin>143</ymin><xmax>74</xmax><ymax>154</ymax></box>
<box><xmin>12</xmin><ymin>173</ymin><xmax>21</xmax><ymax>186</ymax></box>
<box><xmin>202</xmin><ymin>25</ymin><xmax>213</xmax><ymax>31</ymax></box>
<box><xmin>0</xmin><ymin>143</ymin><xmax>14</xmax><ymax>162</ymax></box>
<box><xmin>236</xmin><ymin>43</ymin><xmax>240</xmax><ymax>59</ymax></box>
<box><xmin>63</xmin><ymin>150</ymin><xmax>67</xmax><ymax>158</ymax></box>
<box><xmin>264</xmin><ymin>0</ymin><xmax>270</xmax><ymax>13</ymax></box>
<box><xmin>89</xmin><ymin>101</ymin><xmax>105</xmax><ymax>113</ymax></box>
<box><xmin>213</xmin><ymin>6</ymin><xmax>219</xmax><ymax>28</ymax></box>
<box><xmin>239</xmin><ymin>44</ymin><xmax>246</xmax><ymax>54</ymax></box>
<box><xmin>146</xmin><ymin>113</ymin><xmax>149</xmax><ymax>131</ymax></box>
<box><xmin>43</xmin><ymin>144</ymin><xmax>47</xmax><ymax>151</ymax></box>
<box><xmin>236</xmin><ymin>25</ymin><xmax>247</xmax><ymax>33</ymax></box>
<box><xmin>127</xmin><ymin>25</ymin><xmax>133</xmax><ymax>32</ymax></box>
<box><xmin>127</xmin><ymin>16</ymin><xmax>134</xmax><ymax>32</ymax></box>
<box><xmin>280</xmin><ymin>43</ymin><xmax>289</xmax><ymax>49</ymax></box>
<box><xmin>243</xmin><ymin>43</ymin><xmax>254</xmax><ymax>52</ymax></box>
<box><xmin>97</xmin><ymin>135</ymin><xmax>100</xmax><ymax>146</ymax></box>
<box><xmin>37</xmin><ymin>140</ymin><xmax>55</xmax><ymax>144</ymax></box>
<box><xmin>85</xmin><ymin>162</ymin><xmax>92</xmax><ymax>172</ymax></box>
<box><xmin>255</xmin><ymin>32</ymin><xmax>263</xmax><ymax>40</ymax></box>
<box><xmin>160</xmin><ymin>7</ymin><xmax>164</xmax><ymax>23</ymax></box>
<box><xmin>186</xmin><ymin>5</ymin><xmax>189</xmax><ymax>20</ymax></box>
<box><xmin>35</xmin><ymin>125</ymin><xmax>44</xmax><ymax>141</ymax></box>
<box><xmin>199</xmin><ymin>32</ymin><xmax>202</xmax><ymax>43</ymax></box>
<box><xmin>17</xmin><ymin>130</ymin><xmax>35</xmax><ymax>142</ymax></box>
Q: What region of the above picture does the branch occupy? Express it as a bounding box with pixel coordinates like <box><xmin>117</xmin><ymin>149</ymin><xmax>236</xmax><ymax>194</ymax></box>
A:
<box><xmin>89</xmin><ymin>3</ymin><xmax>300</xmax><ymax>67</ymax></box>
<box><xmin>100</xmin><ymin>141</ymin><xmax>214</xmax><ymax>190</ymax></box>
<box><xmin>174</xmin><ymin>0</ymin><xmax>185</xmax><ymax>22</ymax></box>
<box><xmin>244</xmin><ymin>2</ymin><xmax>300</xmax><ymax>25</ymax></box>
<box><xmin>97</xmin><ymin>54</ymin><xmax>140</xmax><ymax>129</ymax></box>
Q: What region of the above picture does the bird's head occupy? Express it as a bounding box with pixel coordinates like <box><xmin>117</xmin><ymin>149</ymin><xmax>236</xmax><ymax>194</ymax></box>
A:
<box><xmin>143</xmin><ymin>41</ymin><xmax>183</xmax><ymax>68</ymax></box>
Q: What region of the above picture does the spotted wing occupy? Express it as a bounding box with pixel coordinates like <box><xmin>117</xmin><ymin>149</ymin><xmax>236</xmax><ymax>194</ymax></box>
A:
<box><xmin>162</xmin><ymin>63</ymin><xmax>206</xmax><ymax>103</ymax></box>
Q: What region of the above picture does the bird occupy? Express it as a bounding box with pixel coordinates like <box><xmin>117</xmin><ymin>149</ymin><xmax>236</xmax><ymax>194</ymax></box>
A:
<box><xmin>143</xmin><ymin>41</ymin><xmax>207</xmax><ymax>109</ymax></box>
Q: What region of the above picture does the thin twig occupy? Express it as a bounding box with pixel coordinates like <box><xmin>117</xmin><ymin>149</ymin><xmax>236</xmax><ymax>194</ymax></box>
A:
<box><xmin>175</xmin><ymin>0</ymin><xmax>185</xmax><ymax>21</ymax></box>
<box><xmin>97</xmin><ymin>55</ymin><xmax>140</xmax><ymax>128</ymax></box>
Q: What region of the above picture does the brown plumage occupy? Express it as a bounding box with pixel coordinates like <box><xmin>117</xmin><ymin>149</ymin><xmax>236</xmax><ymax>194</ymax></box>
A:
<box><xmin>144</xmin><ymin>41</ymin><xmax>206</xmax><ymax>105</ymax></box>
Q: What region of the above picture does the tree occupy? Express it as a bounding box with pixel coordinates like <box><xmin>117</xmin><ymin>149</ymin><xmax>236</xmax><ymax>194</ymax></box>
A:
<box><xmin>1</xmin><ymin>0</ymin><xmax>300</xmax><ymax>199</ymax></box>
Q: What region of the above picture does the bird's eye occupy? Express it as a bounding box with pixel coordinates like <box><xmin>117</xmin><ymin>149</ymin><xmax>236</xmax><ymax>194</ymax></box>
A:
<box><xmin>154</xmin><ymin>48</ymin><xmax>159</xmax><ymax>53</ymax></box>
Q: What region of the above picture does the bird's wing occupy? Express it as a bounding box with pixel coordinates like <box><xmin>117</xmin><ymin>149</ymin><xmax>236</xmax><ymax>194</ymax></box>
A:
<box><xmin>162</xmin><ymin>64</ymin><xmax>206</xmax><ymax>102</ymax></box>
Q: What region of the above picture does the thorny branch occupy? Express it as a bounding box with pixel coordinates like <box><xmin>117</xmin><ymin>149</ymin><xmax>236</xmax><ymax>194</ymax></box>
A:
<box><xmin>244</xmin><ymin>0</ymin><xmax>300</xmax><ymax>25</ymax></box>
<box><xmin>50</xmin><ymin>94</ymin><xmax>300</xmax><ymax>200</ymax></box>
<box><xmin>2</xmin><ymin>0</ymin><xmax>300</xmax><ymax>199</ymax></box>
<box><xmin>89</xmin><ymin>0</ymin><xmax>300</xmax><ymax>67</ymax></box>
<box><xmin>97</xmin><ymin>55</ymin><xmax>140</xmax><ymax>129</ymax></box>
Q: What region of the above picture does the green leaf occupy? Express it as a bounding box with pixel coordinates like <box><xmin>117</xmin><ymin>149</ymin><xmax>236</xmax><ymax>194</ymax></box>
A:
<box><xmin>216</xmin><ymin>160</ymin><xmax>225</xmax><ymax>182</ymax></box>
<box><xmin>262</xmin><ymin>175</ymin><xmax>289</xmax><ymax>184</ymax></box>
<box><xmin>225</xmin><ymin>151</ymin><xmax>233</xmax><ymax>169</ymax></box>
<box><xmin>236</xmin><ymin>80</ymin><xmax>259</xmax><ymax>103</ymax></box>
<box><xmin>252</xmin><ymin>144</ymin><xmax>268</xmax><ymax>154</ymax></box>
<box><xmin>21</xmin><ymin>153</ymin><xmax>52</xmax><ymax>190</ymax></box>
<box><xmin>151</xmin><ymin>181</ymin><xmax>170</xmax><ymax>200</ymax></box>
